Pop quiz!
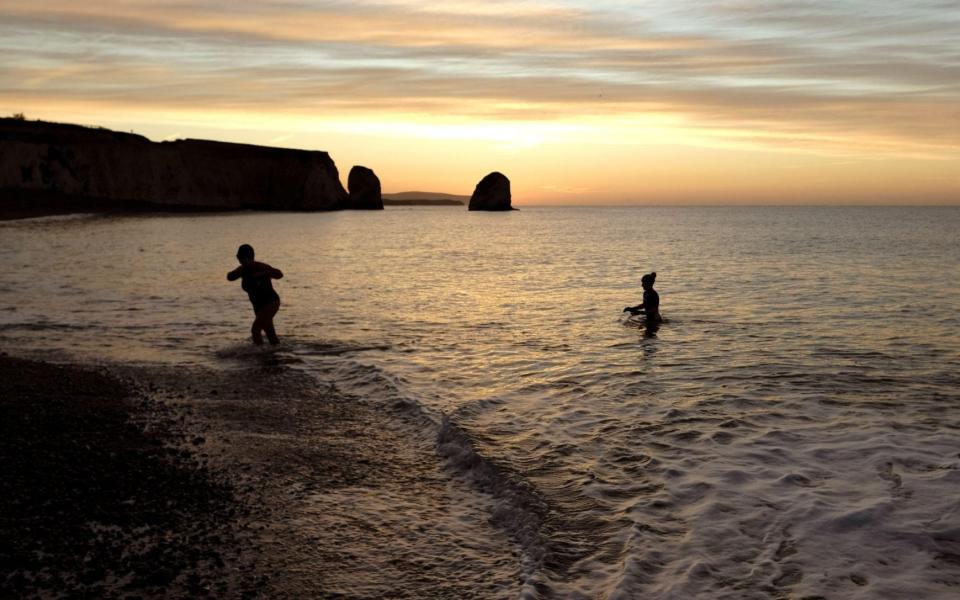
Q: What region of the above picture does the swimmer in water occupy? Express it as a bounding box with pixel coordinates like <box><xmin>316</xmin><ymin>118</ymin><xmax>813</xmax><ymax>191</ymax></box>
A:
<box><xmin>227</xmin><ymin>244</ymin><xmax>283</xmax><ymax>345</ymax></box>
<box><xmin>623</xmin><ymin>271</ymin><xmax>662</xmax><ymax>323</ymax></box>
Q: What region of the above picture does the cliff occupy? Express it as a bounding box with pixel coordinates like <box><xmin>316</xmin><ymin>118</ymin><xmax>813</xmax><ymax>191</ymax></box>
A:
<box><xmin>0</xmin><ymin>119</ymin><xmax>349</xmax><ymax>214</ymax></box>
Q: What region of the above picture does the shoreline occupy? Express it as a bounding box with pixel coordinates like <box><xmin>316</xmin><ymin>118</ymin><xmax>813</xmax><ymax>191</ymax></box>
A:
<box><xmin>0</xmin><ymin>199</ymin><xmax>463</xmax><ymax>221</ymax></box>
<box><xmin>0</xmin><ymin>194</ymin><xmax>282</xmax><ymax>222</ymax></box>
<box><xmin>0</xmin><ymin>352</ymin><xmax>522</xmax><ymax>598</ymax></box>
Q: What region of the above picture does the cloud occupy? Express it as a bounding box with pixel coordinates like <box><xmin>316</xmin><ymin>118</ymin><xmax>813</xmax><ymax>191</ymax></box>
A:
<box><xmin>1</xmin><ymin>0</ymin><xmax>958</xmax><ymax>159</ymax></box>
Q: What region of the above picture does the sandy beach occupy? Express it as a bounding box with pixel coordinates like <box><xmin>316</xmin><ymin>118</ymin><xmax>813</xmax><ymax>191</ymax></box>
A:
<box><xmin>0</xmin><ymin>353</ymin><xmax>520</xmax><ymax>598</ymax></box>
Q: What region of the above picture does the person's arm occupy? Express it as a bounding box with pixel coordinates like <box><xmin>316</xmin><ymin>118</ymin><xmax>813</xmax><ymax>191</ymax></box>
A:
<box><xmin>227</xmin><ymin>266</ymin><xmax>243</xmax><ymax>281</ymax></box>
<box><xmin>623</xmin><ymin>302</ymin><xmax>645</xmax><ymax>314</ymax></box>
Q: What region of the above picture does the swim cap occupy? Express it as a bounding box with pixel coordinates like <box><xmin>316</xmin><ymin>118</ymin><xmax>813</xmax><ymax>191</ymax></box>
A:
<box><xmin>237</xmin><ymin>244</ymin><xmax>255</xmax><ymax>259</ymax></box>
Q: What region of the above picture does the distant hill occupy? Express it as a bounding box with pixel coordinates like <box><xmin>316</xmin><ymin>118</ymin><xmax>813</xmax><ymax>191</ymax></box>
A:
<box><xmin>382</xmin><ymin>191</ymin><xmax>467</xmax><ymax>206</ymax></box>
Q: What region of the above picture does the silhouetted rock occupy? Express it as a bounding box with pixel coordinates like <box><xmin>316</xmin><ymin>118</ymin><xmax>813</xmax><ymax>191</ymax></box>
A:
<box><xmin>468</xmin><ymin>172</ymin><xmax>512</xmax><ymax>211</ymax></box>
<box><xmin>0</xmin><ymin>118</ymin><xmax>349</xmax><ymax>214</ymax></box>
<box><xmin>347</xmin><ymin>166</ymin><xmax>383</xmax><ymax>210</ymax></box>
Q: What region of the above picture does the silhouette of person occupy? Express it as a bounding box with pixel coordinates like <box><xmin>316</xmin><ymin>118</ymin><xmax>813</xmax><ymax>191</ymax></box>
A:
<box><xmin>623</xmin><ymin>272</ymin><xmax>662</xmax><ymax>324</ymax></box>
<box><xmin>227</xmin><ymin>244</ymin><xmax>283</xmax><ymax>345</ymax></box>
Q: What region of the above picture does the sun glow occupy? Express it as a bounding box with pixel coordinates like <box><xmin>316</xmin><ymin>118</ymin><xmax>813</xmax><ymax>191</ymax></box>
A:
<box><xmin>2</xmin><ymin>0</ymin><xmax>958</xmax><ymax>204</ymax></box>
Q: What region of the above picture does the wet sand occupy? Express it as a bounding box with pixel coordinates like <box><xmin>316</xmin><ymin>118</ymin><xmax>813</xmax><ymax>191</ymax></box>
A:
<box><xmin>0</xmin><ymin>353</ymin><xmax>519</xmax><ymax>598</ymax></box>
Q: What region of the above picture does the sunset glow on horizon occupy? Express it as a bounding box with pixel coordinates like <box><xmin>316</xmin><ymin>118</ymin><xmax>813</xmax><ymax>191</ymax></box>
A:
<box><xmin>2</xmin><ymin>0</ymin><xmax>958</xmax><ymax>204</ymax></box>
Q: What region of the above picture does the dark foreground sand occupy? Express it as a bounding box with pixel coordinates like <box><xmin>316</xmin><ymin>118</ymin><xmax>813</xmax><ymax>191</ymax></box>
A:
<box><xmin>0</xmin><ymin>354</ymin><xmax>259</xmax><ymax>597</ymax></box>
<box><xmin>0</xmin><ymin>353</ymin><xmax>518</xmax><ymax>599</ymax></box>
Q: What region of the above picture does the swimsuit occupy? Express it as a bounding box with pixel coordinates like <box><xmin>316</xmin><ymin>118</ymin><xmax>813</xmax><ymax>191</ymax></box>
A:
<box><xmin>643</xmin><ymin>289</ymin><xmax>661</xmax><ymax>321</ymax></box>
<box><xmin>241</xmin><ymin>268</ymin><xmax>280</xmax><ymax>312</ymax></box>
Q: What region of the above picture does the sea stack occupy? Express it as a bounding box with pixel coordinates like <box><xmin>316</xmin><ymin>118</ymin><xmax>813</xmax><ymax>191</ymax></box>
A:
<box><xmin>347</xmin><ymin>165</ymin><xmax>384</xmax><ymax>210</ymax></box>
<box><xmin>468</xmin><ymin>172</ymin><xmax>512</xmax><ymax>211</ymax></box>
<box><xmin>0</xmin><ymin>118</ymin><xmax>350</xmax><ymax>213</ymax></box>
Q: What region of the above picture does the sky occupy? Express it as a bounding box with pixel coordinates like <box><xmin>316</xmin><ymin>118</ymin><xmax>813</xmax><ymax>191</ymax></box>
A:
<box><xmin>1</xmin><ymin>0</ymin><xmax>959</xmax><ymax>204</ymax></box>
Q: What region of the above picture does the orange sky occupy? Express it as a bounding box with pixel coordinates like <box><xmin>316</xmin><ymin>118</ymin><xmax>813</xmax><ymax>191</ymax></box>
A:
<box><xmin>2</xmin><ymin>0</ymin><xmax>958</xmax><ymax>204</ymax></box>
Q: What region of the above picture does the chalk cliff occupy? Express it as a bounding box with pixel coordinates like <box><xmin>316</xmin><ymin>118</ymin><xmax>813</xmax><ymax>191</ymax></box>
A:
<box><xmin>0</xmin><ymin>119</ymin><xmax>349</xmax><ymax>213</ymax></box>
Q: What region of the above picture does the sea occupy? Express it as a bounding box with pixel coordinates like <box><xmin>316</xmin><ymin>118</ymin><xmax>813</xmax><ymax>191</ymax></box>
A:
<box><xmin>2</xmin><ymin>206</ymin><xmax>959</xmax><ymax>598</ymax></box>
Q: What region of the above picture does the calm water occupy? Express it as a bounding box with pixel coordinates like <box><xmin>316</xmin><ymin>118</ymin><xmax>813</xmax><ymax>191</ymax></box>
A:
<box><xmin>2</xmin><ymin>206</ymin><xmax>960</xmax><ymax>598</ymax></box>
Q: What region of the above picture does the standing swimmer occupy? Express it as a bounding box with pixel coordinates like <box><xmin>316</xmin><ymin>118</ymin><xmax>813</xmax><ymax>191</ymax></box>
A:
<box><xmin>227</xmin><ymin>244</ymin><xmax>283</xmax><ymax>345</ymax></box>
<box><xmin>623</xmin><ymin>272</ymin><xmax>662</xmax><ymax>323</ymax></box>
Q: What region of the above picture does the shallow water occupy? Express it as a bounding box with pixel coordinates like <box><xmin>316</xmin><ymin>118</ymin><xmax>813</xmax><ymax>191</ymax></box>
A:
<box><xmin>2</xmin><ymin>206</ymin><xmax>960</xmax><ymax>598</ymax></box>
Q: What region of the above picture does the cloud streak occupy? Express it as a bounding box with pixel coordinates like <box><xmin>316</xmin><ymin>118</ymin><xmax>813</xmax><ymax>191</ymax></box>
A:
<box><xmin>1</xmin><ymin>0</ymin><xmax>959</xmax><ymax>161</ymax></box>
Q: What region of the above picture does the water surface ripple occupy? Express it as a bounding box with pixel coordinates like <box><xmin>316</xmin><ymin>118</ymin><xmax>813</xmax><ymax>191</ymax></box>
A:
<box><xmin>2</xmin><ymin>206</ymin><xmax>959</xmax><ymax>598</ymax></box>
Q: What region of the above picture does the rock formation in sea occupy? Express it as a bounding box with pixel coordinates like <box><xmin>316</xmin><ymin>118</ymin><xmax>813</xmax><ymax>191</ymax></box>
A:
<box><xmin>468</xmin><ymin>172</ymin><xmax>512</xmax><ymax>211</ymax></box>
<box><xmin>347</xmin><ymin>166</ymin><xmax>384</xmax><ymax>210</ymax></box>
<box><xmin>0</xmin><ymin>118</ymin><xmax>349</xmax><ymax>213</ymax></box>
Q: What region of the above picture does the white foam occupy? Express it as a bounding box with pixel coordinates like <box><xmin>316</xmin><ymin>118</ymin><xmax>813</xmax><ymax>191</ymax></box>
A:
<box><xmin>292</xmin><ymin>353</ymin><xmax>555</xmax><ymax>592</ymax></box>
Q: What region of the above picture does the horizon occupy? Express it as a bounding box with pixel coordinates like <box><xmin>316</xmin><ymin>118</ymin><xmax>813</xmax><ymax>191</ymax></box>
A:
<box><xmin>2</xmin><ymin>1</ymin><xmax>958</xmax><ymax>205</ymax></box>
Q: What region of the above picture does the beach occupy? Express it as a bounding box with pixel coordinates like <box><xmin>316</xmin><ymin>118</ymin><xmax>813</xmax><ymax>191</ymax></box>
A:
<box><xmin>4</xmin><ymin>0</ymin><xmax>960</xmax><ymax>594</ymax></box>
<box><xmin>0</xmin><ymin>353</ymin><xmax>521</xmax><ymax>598</ymax></box>
<box><xmin>0</xmin><ymin>354</ymin><xmax>252</xmax><ymax>597</ymax></box>
<box><xmin>0</xmin><ymin>0</ymin><xmax>960</xmax><ymax>600</ymax></box>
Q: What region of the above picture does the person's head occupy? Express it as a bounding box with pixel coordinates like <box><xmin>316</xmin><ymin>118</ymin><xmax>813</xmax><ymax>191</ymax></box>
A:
<box><xmin>641</xmin><ymin>271</ymin><xmax>656</xmax><ymax>290</ymax></box>
<box><xmin>236</xmin><ymin>244</ymin><xmax>255</xmax><ymax>265</ymax></box>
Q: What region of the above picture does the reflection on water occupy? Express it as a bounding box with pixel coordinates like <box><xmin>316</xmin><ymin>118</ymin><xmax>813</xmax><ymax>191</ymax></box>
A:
<box><xmin>2</xmin><ymin>207</ymin><xmax>960</xmax><ymax>597</ymax></box>
<box><xmin>626</xmin><ymin>315</ymin><xmax>662</xmax><ymax>339</ymax></box>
